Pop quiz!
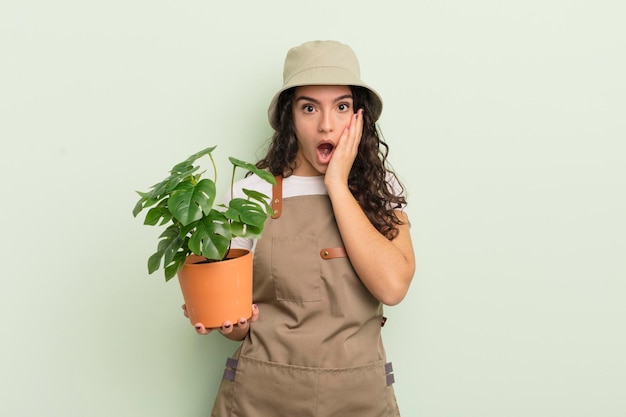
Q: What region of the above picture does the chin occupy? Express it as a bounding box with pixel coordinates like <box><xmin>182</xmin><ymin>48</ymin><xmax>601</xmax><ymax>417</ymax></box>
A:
<box><xmin>315</xmin><ymin>165</ymin><xmax>328</xmax><ymax>175</ymax></box>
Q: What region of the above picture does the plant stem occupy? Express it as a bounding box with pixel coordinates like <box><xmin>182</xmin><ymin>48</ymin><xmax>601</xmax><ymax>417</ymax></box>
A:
<box><xmin>230</xmin><ymin>164</ymin><xmax>236</xmax><ymax>205</ymax></box>
<box><xmin>209</xmin><ymin>152</ymin><xmax>217</xmax><ymax>184</ymax></box>
<box><xmin>223</xmin><ymin>163</ymin><xmax>237</xmax><ymax>261</ymax></box>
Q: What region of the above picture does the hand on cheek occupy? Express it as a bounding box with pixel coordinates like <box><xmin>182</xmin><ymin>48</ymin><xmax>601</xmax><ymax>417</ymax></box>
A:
<box><xmin>326</xmin><ymin>109</ymin><xmax>364</xmax><ymax>187</ymax></box>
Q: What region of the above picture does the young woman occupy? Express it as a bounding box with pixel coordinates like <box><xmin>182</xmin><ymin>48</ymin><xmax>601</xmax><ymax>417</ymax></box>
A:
<box><xmin>185</xmin><ymin>40</ymin><xmax>415</xmax><ymax>417</ymax></box>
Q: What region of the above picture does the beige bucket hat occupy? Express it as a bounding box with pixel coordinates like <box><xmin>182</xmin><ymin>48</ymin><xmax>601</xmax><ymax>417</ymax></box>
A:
<box><xmin>267</xmin><ymin>40</ymin><xmax>383</xmax><ymax>130</ymax></box>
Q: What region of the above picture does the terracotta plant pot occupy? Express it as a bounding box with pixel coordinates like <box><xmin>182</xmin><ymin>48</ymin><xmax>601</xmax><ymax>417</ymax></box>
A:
<box><xmin>177</xmin><ymin>249</ymin><xmax>253</xmax><ymax>329</ymax></box>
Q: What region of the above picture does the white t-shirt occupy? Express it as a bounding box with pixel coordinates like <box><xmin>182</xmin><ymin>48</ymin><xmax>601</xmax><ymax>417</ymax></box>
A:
<box><xmin>227</xmin><ymin>174</ymin><xmax>406</xmax><ymax>250</ymax></box>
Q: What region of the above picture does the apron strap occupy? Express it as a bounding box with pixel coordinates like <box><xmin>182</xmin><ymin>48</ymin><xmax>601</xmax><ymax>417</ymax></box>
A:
<box><xmin>271</xmin><ymin>175</ymin><xmax>283</xmax><ymax>219</ymax></box>
<box><xmin>320</xmin><ymin>247</ymin><xmax>347</xmax><ymax>259</ymax></box>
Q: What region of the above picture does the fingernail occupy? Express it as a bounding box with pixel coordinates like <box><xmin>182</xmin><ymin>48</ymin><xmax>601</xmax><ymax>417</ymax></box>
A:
<box><xmin>224</xmin><ymin>323</ymin><xmax>231</xmax><ymax>329</ymax></box>
<box><xmin>253</xmin><ymin>304</ymin><xmax>258</xmax><ymax>310</ymax></box>
<box><xmin>195</xmin><ymin>325</ymin><xmax>201</xmax><ymax>330</ymax></box>
<box><xmin>239</xmin><ymin>319</ymin><xmax>246</xmax><ymax>325</ymax></box>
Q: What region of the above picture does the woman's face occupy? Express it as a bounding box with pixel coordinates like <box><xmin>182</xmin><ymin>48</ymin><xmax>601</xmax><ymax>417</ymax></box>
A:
<box><xmin>291</xmin><ymin>85</ymin><xmax>354</xmax><ymax>176</ymax></box>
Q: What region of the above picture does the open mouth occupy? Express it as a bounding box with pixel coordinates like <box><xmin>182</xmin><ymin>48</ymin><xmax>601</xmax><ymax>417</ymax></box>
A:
<box><xmin>317</xmin><ymin>143</ymin><xmax>334</xmax><ymax>163</ymax></box>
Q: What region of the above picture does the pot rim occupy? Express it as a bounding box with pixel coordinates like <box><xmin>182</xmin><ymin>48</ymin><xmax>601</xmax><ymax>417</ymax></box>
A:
<box><xmin>184</xmin><ymin>249</ymin><xmax>251</xmax><ymax>267</ymax></box>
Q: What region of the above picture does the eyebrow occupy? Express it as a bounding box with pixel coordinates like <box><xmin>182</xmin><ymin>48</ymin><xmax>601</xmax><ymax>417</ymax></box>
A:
<box><xmin>294</xmin><ymin>94</ymin><xmax>354</xmax><ymax>104</ymax></box>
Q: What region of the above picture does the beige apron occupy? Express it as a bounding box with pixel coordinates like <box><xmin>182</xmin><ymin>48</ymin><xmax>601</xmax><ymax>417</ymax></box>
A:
<box><xmin>211</xmin><ymin>177</ymin><xmax>400</xmax><ymax>417</ymax></box>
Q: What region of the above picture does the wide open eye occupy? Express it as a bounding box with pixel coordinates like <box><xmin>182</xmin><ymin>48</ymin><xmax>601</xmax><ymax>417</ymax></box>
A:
<box><xmin>337</xmin><ymin>103</ymin><xmax>351</xmax><ymax>112</ymax></box>
<box><xmin>302</xmin><ymin>104</ymin><xmax>315</xmax><ymax>113</ymax></box>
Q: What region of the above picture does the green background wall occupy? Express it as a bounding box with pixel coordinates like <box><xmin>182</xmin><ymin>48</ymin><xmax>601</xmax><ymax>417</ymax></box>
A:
<box><xmin>2</xmin><ymin>1</ymin><xmax>624</xmax><ymax>416</ymax></box>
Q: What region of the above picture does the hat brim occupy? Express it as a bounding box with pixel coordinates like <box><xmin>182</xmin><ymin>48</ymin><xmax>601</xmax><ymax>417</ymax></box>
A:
<box><xmin>267</xmin><ymin>67</ymin><xmax>383</xmax><ymax>130</ymax></box>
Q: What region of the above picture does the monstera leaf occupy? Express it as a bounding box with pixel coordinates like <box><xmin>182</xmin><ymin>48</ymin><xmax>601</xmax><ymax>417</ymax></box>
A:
<box><xmin>225</xmin><ymin>195</ymin><xmax>270</xmax><ymax>239</ymax></box>
<box><xmin>147</xmin><ymin>225</ymin><xmax>186</xmax><ymax>280</ymax></box>
<box><xmin>168</xmin><ymin>179</ymin><xmax>216</xmax><ymax>226</ymax></box>
<box><xmin>187</xmin><ymin>211</ymin><xmax>232</xmax><ymax>260</ymax></box>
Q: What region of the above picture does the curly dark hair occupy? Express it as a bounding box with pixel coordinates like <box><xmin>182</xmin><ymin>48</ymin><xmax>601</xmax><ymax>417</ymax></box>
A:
<box><xmin>255</xmin><ymin>86</ymin><xmax>407</xmax><ymax>240</ymax></box>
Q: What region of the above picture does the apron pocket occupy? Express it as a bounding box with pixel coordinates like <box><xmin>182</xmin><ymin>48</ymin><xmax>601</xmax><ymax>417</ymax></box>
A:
<box><xmin>317</xmin><ymin>361</ymin><xmax>397</xmax><ymax>417</ymax></box>
<box><xmin>271</xmin><ymin>235</ymin><xmax>321</xmax><ymax>302</ymax></box>
<box><xmin>231</xmin><ymin>355</ymin><xmax>318</xmax><ymax>417</ymax></box>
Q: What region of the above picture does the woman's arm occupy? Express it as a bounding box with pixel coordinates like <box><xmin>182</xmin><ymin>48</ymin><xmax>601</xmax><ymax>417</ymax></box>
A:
<box><xmin>325</xmin><ymin>109</ymin><xmax>415</xmax><ymax>305</ymax></box>
<box><xmin>327</xmin><ymin>190</ymin><xmax>415</xmax><ymax>305</ymax></box>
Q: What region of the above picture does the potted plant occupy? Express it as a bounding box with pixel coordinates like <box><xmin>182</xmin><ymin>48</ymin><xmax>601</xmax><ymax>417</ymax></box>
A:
<box><xmin>132</xmin><ymin>146</ymin><xmax>276</xmax><ymax>327</ymax></box>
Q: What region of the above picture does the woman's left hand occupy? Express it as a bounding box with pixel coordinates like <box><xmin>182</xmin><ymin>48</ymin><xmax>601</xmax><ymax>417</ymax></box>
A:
<box><xmin>182</xmin><ymin>303</ymin><xmax>259</xmax><ymax>341</ymax></box>
<box><xmin>325</xmin><ymin>108</ymin><xmax>363</xmax><ymax>188</ymax></box>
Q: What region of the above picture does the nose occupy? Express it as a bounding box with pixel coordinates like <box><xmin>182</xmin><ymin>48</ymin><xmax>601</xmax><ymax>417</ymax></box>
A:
<box><xmin>318</xmin><ymin>111</ymin><xmax>334</xmax><ymax>133</ymax></box>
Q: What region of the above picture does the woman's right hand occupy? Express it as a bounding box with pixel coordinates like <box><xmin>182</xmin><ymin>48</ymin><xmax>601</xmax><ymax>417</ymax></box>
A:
<box><xmin>182</xmin><ymin>303</ymin><xmax>259</xmax><ymax>340</ymax></box>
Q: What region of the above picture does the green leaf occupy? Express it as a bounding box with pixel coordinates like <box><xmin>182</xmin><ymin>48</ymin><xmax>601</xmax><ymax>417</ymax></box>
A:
<box><xmin>160</xmin><ymin>236</ymin><xmax>181</xmax><ymax>267</ymax></box>
<box><xmin>229</xmin><ymin>157</ymin><xmax>276</xmax><ymax>185</ymax></box>
<box><xmin>225</xmin><ymin>198</ymin><xmax>268</xmax><ymax>237</ymax></box>
<box><xmin>168</xmin><ymin>179</ymin><xmax>216</xmax><ymax>226</ymax></box>
<box><xmin>229</xmin><ymin>221</ymin><xmax>245</xmax><ymax>236</ymax></box>
<box><xmin>145</xmin><ymin>180</ymin><xmax>169</xmax><ymax>203</ymax></box>
<box><xmin>169</xmin><ymin>160</ymin><xmax>194</xmax><ymax>175</ymax></box>
<box><xmin>164</xmin><ymin>164</ymin><xmax>199</xmax><ymax>193</ymax></box>
<box><xmin>241</xmin><ymin>224</ymin><xmax>263</xmax><ymax>239</ymax></box>
<box><xmin>187</xmin><ymin>211</ymin><xmax>231</xmax><ymax>260</ymax></box>
<box><xmin>144</xmin><ymin>205</ymin><xmax>171</xmax><ymax>226</ymax></box>
<box><xmin>242</xmin><ymin>188</ymin><xmax>272</xmax><ymax>214</ymax></box>
<box><xmin>164</xmin><ymin>250</ymin><xmax>187</xmax><ymax>281</ymax></box>
<box><xmin>134</xmin><ymin>147</ymin><xmax>218</xmax><ymax>217</ymax></box>
<box><xmin>132</xmin><ymin>198</ymin><xmax>145</xmax><ymax>217</ymax></box>
<box><xmin>147</xmin><ymin>225</ymin><xmax>184</xmax><ymax>275</ymax></box>
<box><xmin>147</xmin><ymin>251</ymin><xmax>163</xmax><ymax>274</ymax></box>
<box><xmin>185</xmin><ymin>146</ymin><xmax>217</xmax><ymax>165</ymax></box>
